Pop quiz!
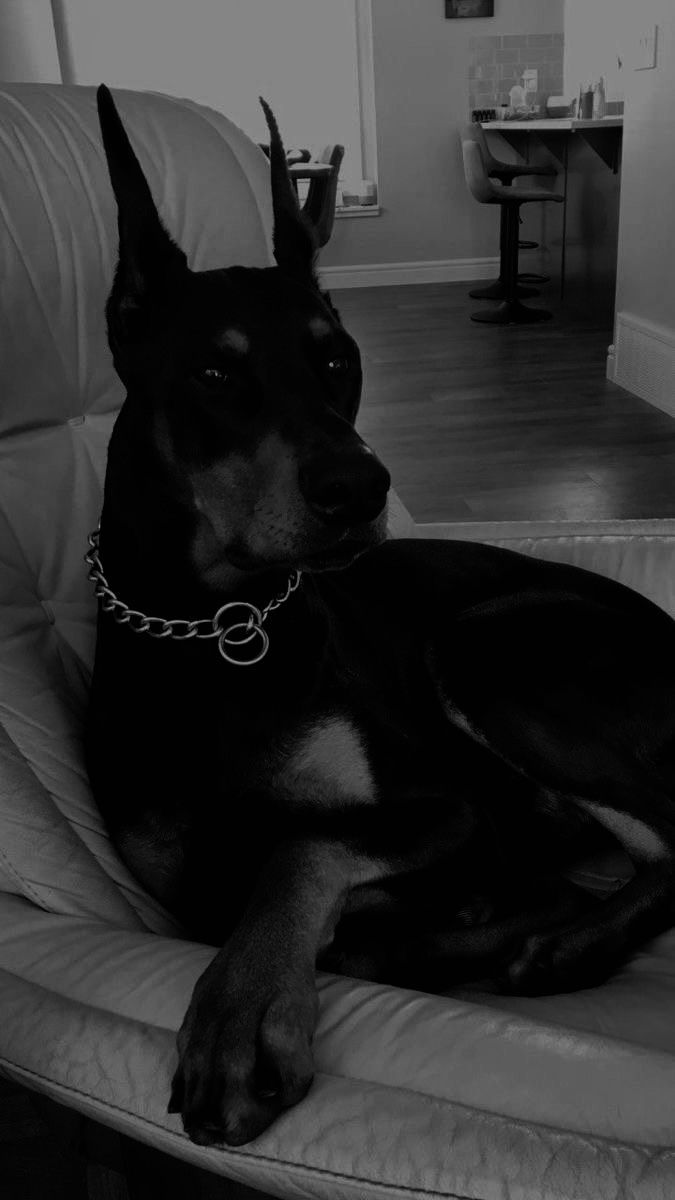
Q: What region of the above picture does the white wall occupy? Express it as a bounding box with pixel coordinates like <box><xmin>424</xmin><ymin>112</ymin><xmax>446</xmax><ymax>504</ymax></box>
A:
<box><xmin>50</xmin><ymin>0</ymin><xmax>564</xmax><ymax>273</ymax></box>
<box><xmin>611</xmin><ymin>2</ymin><xmax>675</xmax><ymax>409</ymax></box>
<box><xmin>0</xmin><ymin>0</ymin><xmax>566</xmax><ymax>274</ymax></box>
<box><xmin>614</xmin><ymin>4</ymin><xmax>675</xmax><ymax>331</ymax></box>
<box><xmin>323</xmin><ymin>0</ymin><xmax>564</xmax><ymax>272</ymax></box>
<box><xmin>563</xmin><ymin>0</ymin><xmax>627</xmax><ymax>101</ymax></box>
<box><xmin>0</xmin><ymin>0</ymin><xmax>60</xmax><ymax>82</ymax></box>
<box><xmin>53</xmin><ymin>0</ymin><xmax>364</xmax><ymax>185</ymax></box>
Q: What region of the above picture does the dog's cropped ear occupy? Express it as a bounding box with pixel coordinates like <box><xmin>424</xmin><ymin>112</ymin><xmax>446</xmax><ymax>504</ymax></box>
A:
<box><xmin>97</xmin><ymin>85</ymin><xmax>188</xmax><ymax>345</ymax></box>
<box><xmin>259</xmin><ymin>98</ymin><xmax>318</xmax><ymax>287</ymax></box>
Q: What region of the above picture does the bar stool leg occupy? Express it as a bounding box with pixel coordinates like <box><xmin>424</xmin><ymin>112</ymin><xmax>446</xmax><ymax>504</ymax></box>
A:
<box><xmin>517</xmin><ymin>235</ymin><xmax>550</xmax><ymax>284</ymax></box>
<box><xmin>471</xmin><ymin>203</ymin><xmax>553</xmax><ymax>324</ymax></box>
<box><xmin>470</xmin><ymin>204</ymin><xmax>541</xmax><ymax>301</ymax></box>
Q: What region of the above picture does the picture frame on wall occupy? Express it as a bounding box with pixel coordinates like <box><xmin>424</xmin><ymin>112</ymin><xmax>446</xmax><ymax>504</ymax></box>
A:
<box><xmin>445</xmin><ymin>0</ymin><xmax>494</xmax><ymax>17</ymax></box>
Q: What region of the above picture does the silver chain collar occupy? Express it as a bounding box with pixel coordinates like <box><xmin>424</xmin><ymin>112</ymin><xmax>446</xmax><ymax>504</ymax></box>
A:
<box><xmin>84</xmin><ymin>526</ymin><xmax>302</xmax><ymax>666</ymax></box>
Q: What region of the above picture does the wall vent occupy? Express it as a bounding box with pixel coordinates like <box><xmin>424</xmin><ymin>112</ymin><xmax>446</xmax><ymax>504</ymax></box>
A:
<box><xmin>613</xmin><ymin>312</ymin><xmax>675</xmax><ymax>418</ymax></box>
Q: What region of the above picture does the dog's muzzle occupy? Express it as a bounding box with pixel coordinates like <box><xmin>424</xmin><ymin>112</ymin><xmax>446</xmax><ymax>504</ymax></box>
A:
<box><xmin>299</xmin><ymin>449</ymin><xmax>391</xmax><ymax>528</ymax></box>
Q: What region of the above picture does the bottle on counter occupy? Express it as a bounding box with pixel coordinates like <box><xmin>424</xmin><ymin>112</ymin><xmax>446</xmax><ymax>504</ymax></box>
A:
<box><xmin>579</xmin><ymin>84</ymin><xmax>594</xmax><ymax>120</ymax></box>
<box><xmin>592</xmin><ymin>77</ymin><xmax>606</xmax><ymax>119</ymax></box>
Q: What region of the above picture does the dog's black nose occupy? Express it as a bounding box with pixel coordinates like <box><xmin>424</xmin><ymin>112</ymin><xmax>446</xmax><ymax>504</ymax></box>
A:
<box><xmin>301</xmin><ymin>451</ymin><xmax>391</xmax><ymax>525</ymax></box>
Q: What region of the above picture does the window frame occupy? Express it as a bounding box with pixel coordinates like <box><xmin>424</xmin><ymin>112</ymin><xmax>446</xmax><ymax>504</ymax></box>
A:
<box><xmin>354</xmin><ymin>0</ymin><xmax>377</xmax><ymax>187</ymax></box>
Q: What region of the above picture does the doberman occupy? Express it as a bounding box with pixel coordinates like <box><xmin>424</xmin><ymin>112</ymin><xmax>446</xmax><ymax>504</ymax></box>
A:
<box><xmin>87</xmin><ymin>84</ymin><xmax>675</xmax><ymax>1148</ymax></box>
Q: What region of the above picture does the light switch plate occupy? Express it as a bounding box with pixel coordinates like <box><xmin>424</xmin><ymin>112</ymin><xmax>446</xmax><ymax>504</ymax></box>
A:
<box><xmin>635</xmin><ymin>25</ymin><xmax>658</xmax><ymax>70</ymax></box>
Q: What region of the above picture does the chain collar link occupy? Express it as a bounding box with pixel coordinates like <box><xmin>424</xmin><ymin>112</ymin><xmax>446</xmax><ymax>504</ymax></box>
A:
<box><xmin>85</xmin><ymin>526</ymin><xmax>302</xmax><ymax>666</ymax></box>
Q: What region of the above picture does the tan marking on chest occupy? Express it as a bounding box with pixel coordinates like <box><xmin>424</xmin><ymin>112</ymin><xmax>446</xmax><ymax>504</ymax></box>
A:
<box><xmin>573</xmin><ymin>798</ymin><xmax>669</xmax><ymax>862</ymax></box>
<box><xmin>217</xmin><ymin>327</ymin><xmax>249</xmax><ymax>355</ymax></box>
<box><xmin>276</xmin><ymin>716</ymin><xmax>375</xmax><ymax>806</ymax></box>
<box><xmin>308</xmin><ymin>316</ymin><xmax>332</xmax><ymax>339</ymax></box>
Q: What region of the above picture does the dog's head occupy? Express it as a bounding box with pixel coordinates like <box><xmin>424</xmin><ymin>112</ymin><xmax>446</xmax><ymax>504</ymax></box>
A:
<box><xmin>96</xmin><ymin>85</ymin><xmax>390</xmax><ymax>585</ymax></box>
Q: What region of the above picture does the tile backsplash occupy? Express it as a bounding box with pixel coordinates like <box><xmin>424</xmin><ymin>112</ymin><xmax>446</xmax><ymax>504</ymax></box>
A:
<box><xmin>469</xmin><ymin>32</ymin><xmax>564</xmax><ymax>115</ymax></box>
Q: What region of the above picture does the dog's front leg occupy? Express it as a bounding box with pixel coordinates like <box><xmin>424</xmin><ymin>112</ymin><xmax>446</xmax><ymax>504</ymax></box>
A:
<box><xmin>169</xmin><ymin>835</ymin><xmax>381</xmax><ymax>1147</ymax></box>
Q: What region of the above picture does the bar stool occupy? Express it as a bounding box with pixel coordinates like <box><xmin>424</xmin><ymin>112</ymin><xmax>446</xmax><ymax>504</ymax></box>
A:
<box><xmin>461</xmin><ymin>139</ymin><xmax>564</xmax><ymax>324</ymax></box>
<box><xmin>462</xmin><ymin>123</ymin><xmax>558</xmax><ymax>300</ymax></box>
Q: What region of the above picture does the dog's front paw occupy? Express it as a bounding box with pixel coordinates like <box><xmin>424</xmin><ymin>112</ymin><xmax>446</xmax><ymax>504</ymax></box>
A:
<box><xmin>505</xmin><ymin>928</ymin><xmax>615</xmax><ymax>996</ymax></box>
<box><xmin>168</xmin><ymin>953</ymin><xmax>318</xmax><ymax>1147</ymax></box>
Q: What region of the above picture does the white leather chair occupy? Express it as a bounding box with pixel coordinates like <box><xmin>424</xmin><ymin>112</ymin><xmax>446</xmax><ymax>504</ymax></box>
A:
<box><xmin>2</xmin><ymin>82</ymin><xmax>675</xmax><ymax>1199</ymax></box>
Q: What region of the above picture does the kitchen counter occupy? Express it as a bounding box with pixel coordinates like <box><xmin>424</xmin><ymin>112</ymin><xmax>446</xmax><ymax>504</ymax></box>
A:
<box><xmin>481</xmin><ymin>117</ymin><xmax>623</xmax><ymax>132</ymax></box>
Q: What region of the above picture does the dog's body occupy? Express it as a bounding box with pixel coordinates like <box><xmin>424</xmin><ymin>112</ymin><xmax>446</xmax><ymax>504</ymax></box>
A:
<box><xmin>88</xmin><ymin>86</ymin><xmax>675</xmax><ymax>1148</ymax></box>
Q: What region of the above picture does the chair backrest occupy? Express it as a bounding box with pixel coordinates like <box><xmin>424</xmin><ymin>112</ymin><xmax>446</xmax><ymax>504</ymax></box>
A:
<box><xmin>258</xmin><ymin>144</ymin><xmax>311</xmax><ymax>165</ymax></box>
<box><xmin>461</xmin><ymin>138</ymin><xmax>499</xmax><ymax>205</ymax></box>
<box><xmin>461</xmin><ymin>120</ymin><xmax>496</xmax><ymax>170</ymax></box>
<box><xmin>0</xmin><ymin>83</ymin><xmax>274</xmax><ymax>932</ymax></box>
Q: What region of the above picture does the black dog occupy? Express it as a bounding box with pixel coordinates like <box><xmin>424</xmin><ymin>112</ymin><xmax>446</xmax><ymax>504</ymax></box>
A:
<box><xmin>87</xmin><ymin>84</ymin><xmax>675</xmax><ymax>1148</ymax></box>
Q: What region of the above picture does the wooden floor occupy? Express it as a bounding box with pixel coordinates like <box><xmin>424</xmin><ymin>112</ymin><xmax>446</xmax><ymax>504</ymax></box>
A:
<box><xmin>335</xmin><ymin>281</ymin><xmax>675</xmax><ymax>523</ymax></box>
<box><xmin>3</xmin><ymin>280</ymin><xmax>675</xmax><ymax>1198</ymax></box>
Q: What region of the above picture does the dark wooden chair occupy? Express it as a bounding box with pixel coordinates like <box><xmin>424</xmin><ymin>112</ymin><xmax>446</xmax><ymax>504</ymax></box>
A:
<box><xmin>300</xmin><ymin>144</ymin><xmax>344</xmax><ymax>247</ymax></box>
<box><xmin>260</xmin><ymin>142</ymin><xmax>344</xmax><ymax>247</ymax></box>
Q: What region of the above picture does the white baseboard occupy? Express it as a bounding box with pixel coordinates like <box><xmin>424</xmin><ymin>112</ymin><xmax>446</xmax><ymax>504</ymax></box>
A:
<box><xmin>318</xmin><ymin>256</ymin><xmax>500</xmax><ymax>290</ymax></box>
<box><xmin>613</xmin><ymin>312</ymin><xmax>675</xmax><ymax>417</ymax></box>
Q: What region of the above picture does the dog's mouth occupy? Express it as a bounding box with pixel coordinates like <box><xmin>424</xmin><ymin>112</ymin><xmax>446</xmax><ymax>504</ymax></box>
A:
<box><xmin>210</xmin><ymin>505</ymin><xmax>389</xmax><ymax>578</ymax></box>
<box><xmin>298</xmin><ymin>508</ymin><xmax>388</xmax><ymax>573</ymax></box>
<box><xmin>299</xmin><ymin>538</ymin><xmax>371</xmax><ymax>571</ymax></box>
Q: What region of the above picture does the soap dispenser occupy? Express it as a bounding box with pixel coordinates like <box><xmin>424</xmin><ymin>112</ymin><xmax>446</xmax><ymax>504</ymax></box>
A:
<box><xmin>509</xmin><ymin>83</ymin><xmax>527</xmax><ymax>113</ymax></box>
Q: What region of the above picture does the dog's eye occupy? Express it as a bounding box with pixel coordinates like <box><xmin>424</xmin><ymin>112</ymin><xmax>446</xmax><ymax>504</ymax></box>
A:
<box><xmin>327</xmin><ymin>357</ymin><xmax>349</xmax><ymax>375</ymax></box>
<box><xmin>196</xmin><ymin>366</ymin><xmax>228</xmax><ymax>388</ymax></box>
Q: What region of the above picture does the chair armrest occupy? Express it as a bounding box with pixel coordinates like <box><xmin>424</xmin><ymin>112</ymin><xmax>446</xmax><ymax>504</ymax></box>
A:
<box><xmin>1</xmin><ymin>892</ymin><xmax>675</xmax><ymax>1199</ymax></box>
<box><xmin>415</xmin><ymin>517</ymin><xmax>675</xmax><ymax>619</ymax></box>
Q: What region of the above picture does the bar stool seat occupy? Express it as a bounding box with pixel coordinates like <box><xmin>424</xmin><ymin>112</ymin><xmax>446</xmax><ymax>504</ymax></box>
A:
<box><xmin>461</xmin><ymin>139</ymin><xmax>564</xmax><ymax>324</ymax></box>
<box><xmin>462</xmin><ymin>123</ymin><xmax>558</xmax><ymax>299</ymax></box>
<box><xmin>464</xmin><ymin>120</ymin><xmax>555</xmax><ymax>186</ymax></box>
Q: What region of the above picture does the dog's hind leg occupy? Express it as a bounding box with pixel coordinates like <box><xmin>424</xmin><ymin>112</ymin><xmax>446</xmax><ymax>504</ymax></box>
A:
<box><xmin>505</xmin><ymin>786</ymin><xmax>675</xmax><ymax>995</ymax></box>
<box><xmin>507</xmin><ymin>861</ymin><xmax>675</xmax><ymax>995</ymax></box>
<box><xmin>318</xmin><ymin>873</ymin><xmax>602</xmax><ymax>993</ymax></box>
<box><xmin>427</xmin><ymin>597</ymin><xmax>675</xmax><ymax>995</ymax></box>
